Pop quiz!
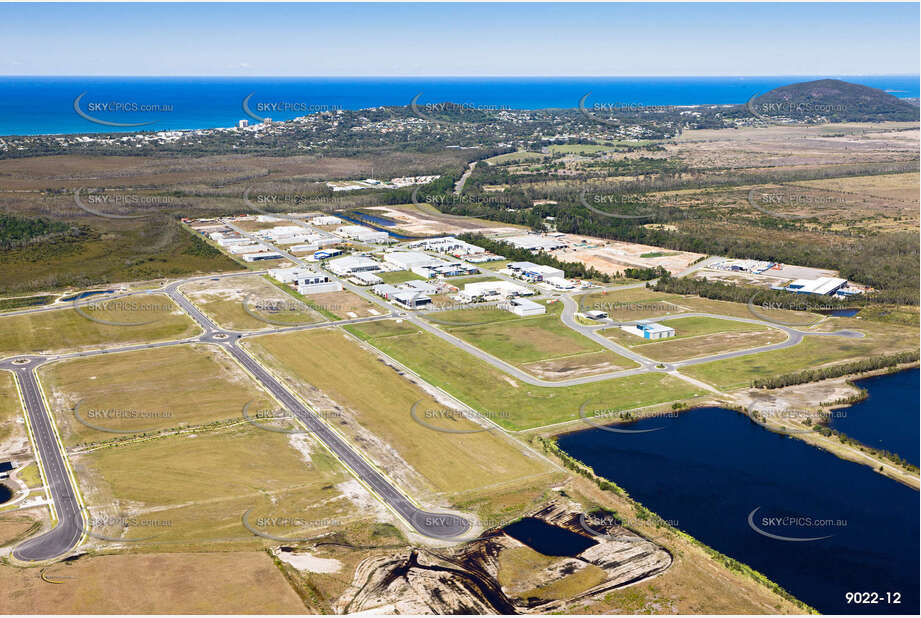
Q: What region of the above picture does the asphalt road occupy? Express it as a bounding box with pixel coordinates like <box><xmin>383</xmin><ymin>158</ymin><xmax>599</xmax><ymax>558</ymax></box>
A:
<box><xmin>0</xmin><ymin>359</ymin><xmax>83</xmax><ymax>562</ymax></box>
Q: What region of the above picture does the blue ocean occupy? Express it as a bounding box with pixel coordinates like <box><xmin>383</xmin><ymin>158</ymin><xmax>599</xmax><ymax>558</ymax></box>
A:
<box><xmin>0</xmin><ymin>75</ymin><xmax>918</xmax><ymax>137</ymax></box>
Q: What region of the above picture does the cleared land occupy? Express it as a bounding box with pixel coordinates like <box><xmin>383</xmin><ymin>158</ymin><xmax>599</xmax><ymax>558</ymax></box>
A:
<box><xmin>39</xmin><ymin>344</ymin><xmax>275</xmax><ymax>447</ymax></box>
<box><xmin>0</xmin><ymin>294</ymin><xmax>198</xmax><ymax>357</ymax></box>
<box><xmin>682</xmin><ymin>318</ymin><xmax>918</xmax><ymax>390</ymax></box>
<box><xmin>242</xmin><ymin>329</ymin><xmax>557</xmax><ymax>503</ymax></box>
<box><xmin>347</xmin><ymin>320</ymin><xmax>706</xmax><ymax>430</ymax></box>
<box><xmin>305</xmin><ymin>290</ymin><xmax>383</xmax><ymax>320</ymax></box>
<box><xmin>180</xmin><ymin>275</ymin><xmax>324</xmax><ymax>330</ymax></box>
<box><xmin>0</xmin><ymin>370</ymin><xmax>24</xmax><ymax>447</ymax></box>
<box><xmin>604</xmin><ymin>316</ymin><xmax>787</xmax><ymax>362</ymax></box>
<box><xmin>376</xmin><ymin>271</ymin><xmax>426</xmax><ymax>284</ymax></box>
<box><xmin>426</xmin><ymin>302</ymin><xmax>639</xmax><ymax>379</ymax></box>
<box><xmin>75</xmin><ymin>422</ymin><xmax>358</xmax><ymax>547</ymax></box>
<box><xmin>0</xmin><ymin>551</ymin><xmax>306</xmax><ymax>613</ymax></box>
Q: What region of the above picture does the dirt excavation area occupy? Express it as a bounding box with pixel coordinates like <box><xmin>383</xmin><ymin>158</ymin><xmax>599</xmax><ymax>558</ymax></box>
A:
<box><xmin>554</xmin><ymin>234</ymin><xmax>705</xmax><ymax>276</ymax></box>
<box><xmin>365</xmin><ymin>204</ymin><xmax>522</xmax><ymax>236</ymax></box>
<box><xmin>334</xmin><ymin>500</ymin><xmax>672</xmax><ymax>614</ymax></box>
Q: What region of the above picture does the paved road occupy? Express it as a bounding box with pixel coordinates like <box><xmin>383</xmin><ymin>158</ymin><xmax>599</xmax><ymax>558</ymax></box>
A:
<box><xmin>163</xmin><ymin>279</ymin><xmax>471</xmax><ymax>539</ymax></box>
<box><xmin>0</xmin><ymin>358</ymin><xmax>83</xmax><ymax>562</ymax></box>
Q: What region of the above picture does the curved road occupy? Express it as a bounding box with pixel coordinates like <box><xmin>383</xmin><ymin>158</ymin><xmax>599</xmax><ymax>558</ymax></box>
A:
<box><xmin>0</xmin><ymin>357</ymin><xmax>83</xmax><ymax>562</ymax></box>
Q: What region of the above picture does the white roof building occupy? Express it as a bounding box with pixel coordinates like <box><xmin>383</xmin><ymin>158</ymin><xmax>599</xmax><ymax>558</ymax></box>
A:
<box><xmin>503</xmin><ymin>298</ymin><xmax>546</xmax><ymax>317</ymax></box>
<box><xmin>383</xmin><ymin>251</ymin><xmax>444</xmax><ymax>270</ymax></box>
<box><xmin>457</xmin><ymin>280</ymin><xmax>532</xmax><ymax>303</ymax></box>
<box><xmin>327</xmin><ymin>255</ymin><xmax>381</xmax><ymax>276</ymax></box>
<box><xmin>504</xmin><ymin>234</ymin><xmax>568</xmax><ymax>252</ymax></box>
<box><xmin>335</xmin><ymin>225</ymin><xmax>391</xmax><ymax>244</ymax></box>
<box><xmin>785</xmin><ymin>277</ymin><xmax>848</xmax><ymax>296</ymax></box>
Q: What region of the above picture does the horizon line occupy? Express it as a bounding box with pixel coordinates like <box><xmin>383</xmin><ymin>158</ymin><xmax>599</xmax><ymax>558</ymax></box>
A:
<box><xmin>1</xmin><ymin>73</ymin><xmax>918</xmax><ymax>79</ymax></box>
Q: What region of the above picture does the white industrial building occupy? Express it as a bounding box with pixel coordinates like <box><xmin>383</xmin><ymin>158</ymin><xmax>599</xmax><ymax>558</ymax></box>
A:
<box><xmin>335</xmin><ymin>225</ymin><xmax>391</xmax><ymax>244</ymax></box>
<box><xmin>383</xmin><ymin>251</ymin><xmax>442</xmax><ymax>270</ymax></box>
<box><xmin>502</xmin><ymin>298</ymin><xmax>546</xmax><ymax>317</ymax></box>
<box><xmin>228</xmin><ymin>242</ymin><xmax>268</xmax><ymax>254</ymax></box>
<box><xmin>296</xmin><ymin>274</ymin><xmax>342</xmax><ymax>295</ymax></box>
<box><xmin>506</xmin><ymin>261</ymin><xmax>565</xmax><ymax>281</ymax></box>
<box><xmin>309</xmin><ymin>215</ymin><xmax>342</xmax><ymax>226</ymax></box>
<box><xmin>406</xmin><ymin>236</ymin><xmax>485</xmax><ymax>256</ymax></box>
<box><xmin>326</xmin><ymin>255</ymin><xmax>382</xmax><ymax>276</ymax></box>
<box><xmin>268</xmin><ymin>266</ymin><xmax>314</xmax><ymax>284</ymax></box>
<box><xmin>785</xmin><ymin>277</ymin><xmax>848</xmax><ymax>296</ymax></box>
<box><xmin>351</xmin><ymin>271</ymin><xmax>383</xmax><ymax>286</ymax></box>
<box><xmin>620</xmin><ymin>321</ymin><xmax>676</xmax><ymax>340</ymax></box>
<box><xmin>242</xmin><ymin>252</ymin><xmax>282</xmax><ymax>262</ymax></box>
<box><xmin>456</xmin><ymin>280</ymin><xmax>533</xmax><ymax>303</ymax></box>
<box><xmin>504</xmin><ymin>234</ymin><xmax>568</xmax><ymax>252</ymax></box>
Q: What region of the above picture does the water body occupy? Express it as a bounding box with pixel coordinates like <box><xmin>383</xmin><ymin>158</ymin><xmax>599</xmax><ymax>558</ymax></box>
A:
<box><xmin>830</xmin><ymin>369</ymin><xmax>920</xmax><ymax>466</ymax></box>
<box><xmin>557</xmin><ymin>407</ymin><xmax>919</xmax><ymax>614</ymax></box>
<box><xmin>502</xmin><ymin>517</ymin><xmax>597</xmax><ymax>557</ymax></box>
<box><xmin>59</xmin><ymin>289</ymin><xmax>114</xmax><ymax>302</ymax></box>
<box><xmin>0</xmin><ymin>462</ymin><xmax>12</xmax><ymax>473</ymax></box>
<box><xmin>820</xmin><ymin>308</ymin><xmax>860</xmax><ymax>317</ymax></box>
<box><xmin>1</xmin><ymin>75</ymin><xmax>918</xmax><ymax>136</ymax></box>
<box><xmin>0</xmin><ymin>483</ymin><xmax>11</xmax><ymax>504</ymax></box>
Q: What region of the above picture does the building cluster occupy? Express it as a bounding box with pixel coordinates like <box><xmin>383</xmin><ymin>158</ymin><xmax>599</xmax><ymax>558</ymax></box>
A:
<box><xmin>383</xmin><ymin>251</ymin><xmax>479</xmax><ymax>279</ymax></box>
<box><xmin>502</xmin><ymin>261</ymin><xmax>577</xmax><ymax>291</ymax></box>
<box><xmin>455</xmin><ymin>280</ymin><xmax>533</xmax><ymax>304</ymax></box>
<box><xmin>268</xmin><ymin>266</ymin><xmax>342</xmax><ymax>295</ymax></box>
<box><xmin>406</xmin><ymin>236</ymin><xmax>504</xmax><ymax>263</ymax></box>
<box><xmin>327</xmin><ymin>175</ymin><xmax>440</xmax><ymax>192</ymax></box>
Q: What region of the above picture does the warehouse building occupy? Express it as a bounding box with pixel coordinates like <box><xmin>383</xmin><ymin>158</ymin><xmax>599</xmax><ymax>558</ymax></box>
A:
<box><xmin>296</xmin><ymin>273</ymin><xmax>342</xmax><ymax>295</ymax></box>
<box><xmin>502</xmin><ymin>298</ymin><xmax>546</xmax><ymax>317</ymax></box>
<box><xmin>327</xmin><ymin>255</ymin><xmax>382</xmax><ymax>276</ymax></box>
<box><xmin>457</xmin><ymin>280</ymin><xmax>533</xmax><ymax>303</ymax></box>
<box><xmin>620</xmin><ymin>321</ymin><xmax>676</xmax><ymax>340</ymax></box>
<box><xmin>506</xmin><ymin>261</ymin><xmax>565</xmax><ymax>281</ymax></box>
<box><xmin>335</xmin><ymin>225</ymin><xmax>391</xmax><ymax>244</ymax></box>
<box><xmin>504</xmin><ymin>234</ymin><xmax>568</xmax><ymax>252</ymax></box>
<box><xmin>242</xmin><ymin>252</ymin><xmax>282</xmax><ymax>262</ymax></box>
<box><xmin>785</xmin><ymin>277</ymin><xmax>848</xmax><ymax>296</ymax></box>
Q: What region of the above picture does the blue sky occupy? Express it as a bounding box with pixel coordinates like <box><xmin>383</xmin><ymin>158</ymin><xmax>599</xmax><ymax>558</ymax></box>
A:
<box><xmin>0</xmin><ymin>2</ymin><xmax>918</xmax><ymax>76</ymax></box>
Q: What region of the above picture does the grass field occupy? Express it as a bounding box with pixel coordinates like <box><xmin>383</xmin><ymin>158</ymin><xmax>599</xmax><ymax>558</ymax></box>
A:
<box><xmin>485</xmin><ymin>150</ymin><xmax>547</xmax><ymax>165</ymax></box>
<box><xmin>40</xmin><ymin>344</ymin><xmax>276</xmax><ymax>446</ymax></box>
<box><xmin>180</xmin><ymin>275</ymin><xmax>324</xmax><ymax>330</ymax></box>
<box><xmin>0</xmin><ymin>293</ymin><xmax>199</xmax><ymax>357</ymax></box>
<box><xmin>376</xmin><ymin>271</ymin><xmax>426</xmax><ymax>284</ymax></box>
<box><xmin>76</xmin><ymin>421</ymin><xmax>357</xmax><ymax>547</ymax></box>
<box><xmin>635</xmin><ymin>330</ymin><xmax>787</xmax><ymax>363</ymax></box>
<box><xmin>427</xmin><ymin>302</ymin><xmax>639</xmax><ymax>379</ymax></box>
<box><xmin>682</xmin><ymin>318</ymin><xmax>918</xmax><ymax>390</ymax></box>
<box><xmin>242</xmin><ymin>329</ymin><xmax>556</xmax><ymax>500</ymax></box>
<box><xmin>0</xmin><ymin>370</ymin><xmax>23</xmax><ymax>446</ymax></box>
<box><xmin>0</xmin><ymin>551</ymin><xmax>306</xmax><ymax>613</ymax></box>
<box><xmin>497</xmin><ymin>545</ymin><xmax>607</xmax><ymax>602</ymax></box>
<box><xmin>346</xmin><ymin>320</ymin><xmax>706</xmax><ymax>430</ymax></box>
<box><xmin>603</xmin><ymin>315</ymin><xmax>784</xmax><ymax>362</ymax></box>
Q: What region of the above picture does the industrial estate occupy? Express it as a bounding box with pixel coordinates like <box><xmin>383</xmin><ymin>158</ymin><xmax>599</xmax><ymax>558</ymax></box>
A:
<box><xmin>0</xmin><ymin>23</ymin><xmax>918</xmax><ymax>615</ymax></box>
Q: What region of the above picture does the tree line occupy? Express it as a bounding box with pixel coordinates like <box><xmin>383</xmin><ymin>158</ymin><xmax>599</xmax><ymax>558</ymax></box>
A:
<box><xmin>751</xmin><ymin>351</ymin><xmax>919</xmax><ymax>389</ymax></box>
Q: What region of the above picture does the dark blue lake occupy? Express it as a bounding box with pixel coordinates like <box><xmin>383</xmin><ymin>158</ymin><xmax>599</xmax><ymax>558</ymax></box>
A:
<box><xmin>830</xmin><ymin>369</ymin><xmax>920</xmax><ymax>466</ymax></box>
<box><xmin>502</xmin><ymin>517</ymin><xmax>597</xmax><ymax>557</ymax></box>
<box><xmin>557</xmin><ymin>407</ymin><xmax>919</xmax><ymax>614</ymax></box>
<box><xmin>0</xmin><ymin>483</ymin><xmax>11</xmax><ymax>504</ymax></box>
